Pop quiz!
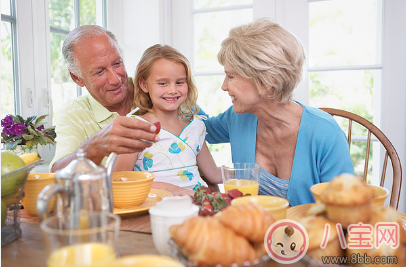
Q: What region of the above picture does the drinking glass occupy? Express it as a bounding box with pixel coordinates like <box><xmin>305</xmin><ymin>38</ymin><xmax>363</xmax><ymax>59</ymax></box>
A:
<box><xmin>40</xmin><ymin>211</ymin><xmax>120</xmax><ymax>267</ymax></box>
<box><xmin>221</xmin><ymin>163</ymin><xmax>260</xmax><ymax>196</ymax></box>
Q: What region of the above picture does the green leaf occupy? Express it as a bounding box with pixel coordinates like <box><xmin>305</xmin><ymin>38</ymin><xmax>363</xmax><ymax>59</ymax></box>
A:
<box><xmin>15</xmin><ymin>115</ymin><xmax>25</xmax><ymax>123</ymax></box>
<box><xmin>34</xmin><ymin>129</ymin><xmax>45</xmax><ymax>137</ymax></box>
<box><xmin>26</xmin><ymin>116</ymin><xmax>37</xmax><ymax>125</ymax></box>
<box><xmin>22</xmin><ymin>134</ymin><xmax>34</xmax><ymax>141</ymax></box>
<box><xmin>31</xmin><ymin>136</ymin><xmax>47</xmax><ymax>145</ymax></box>
<box><xmin>5</xmin><ymin>139</ymin><xmax>22</xmax><ymax>150</ymax></box>
<box><xmin>34</xmin><ymin>115</ymin><xmax>47</xmax><ymax>127</ymax></box>
<box><xmin>43</xmin><ymin>136</ymin><xmax>56</xmax><ymax>145</ymax></box>
<box><xmin>28</xmin><ymin>125</ymin><xmax>37</xmax><ymax>135</ymax></box>
<box><xmin>43</xmin><ymin>126</ymin><xmax>56</xmax><ymax>132</ymax></box>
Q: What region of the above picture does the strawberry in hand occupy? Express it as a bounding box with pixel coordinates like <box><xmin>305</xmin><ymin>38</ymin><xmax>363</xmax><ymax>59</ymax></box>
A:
<box><xmin>153</xmin><ymin>122</ymin><xmax>161</xmax><ymax>134</ymax></box>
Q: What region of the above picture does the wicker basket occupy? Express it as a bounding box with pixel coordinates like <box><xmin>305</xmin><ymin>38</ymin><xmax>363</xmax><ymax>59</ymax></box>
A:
<box><xmin>1</xmin><ymin>160</ymin><xmax>44</xmax><ymax>246</ymax></box>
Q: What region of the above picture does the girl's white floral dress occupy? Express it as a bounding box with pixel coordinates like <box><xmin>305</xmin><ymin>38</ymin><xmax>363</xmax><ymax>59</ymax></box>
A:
<box><xmin>134</xmin><ymin>115</ymin><xmax>208</xmax><ymax>191</ymax></box>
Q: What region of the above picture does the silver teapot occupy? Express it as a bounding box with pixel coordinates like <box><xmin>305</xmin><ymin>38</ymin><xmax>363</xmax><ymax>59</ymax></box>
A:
<box><xmin>37</xmin><ymin>150</ymin><xmax>118</xmax><ymax>221</ymax></box>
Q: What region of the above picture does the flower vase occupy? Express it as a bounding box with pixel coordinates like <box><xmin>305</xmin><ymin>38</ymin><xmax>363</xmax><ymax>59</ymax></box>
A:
<box><xmin>5</xmin><ymin>145</ymin><xmax>38</xmax><ymax>156</ymax></box>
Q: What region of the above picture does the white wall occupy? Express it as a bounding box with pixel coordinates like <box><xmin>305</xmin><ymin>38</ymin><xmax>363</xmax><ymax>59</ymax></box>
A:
<box><xmin>382</xmin><ymin>0</ymin><xmax>406</xmax><ymax>213</ymax></box>
<box><xmin>107</xmin><ymin>0</ymin><xmax>161</xmax><ymax>79</ymax></box>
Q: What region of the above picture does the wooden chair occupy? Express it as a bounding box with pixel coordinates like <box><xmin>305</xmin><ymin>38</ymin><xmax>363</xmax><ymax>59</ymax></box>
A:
<box><xmin>320</xmin><ymin>108</ymin><xmax>402</xmax><ymax>209</ymax></box>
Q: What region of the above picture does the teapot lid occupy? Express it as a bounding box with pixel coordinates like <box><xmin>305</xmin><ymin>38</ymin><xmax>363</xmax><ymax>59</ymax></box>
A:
<box><xmin>56</xmin><ymin>149</ymin><xmax>105</xmax><ymax>180</ymax></box>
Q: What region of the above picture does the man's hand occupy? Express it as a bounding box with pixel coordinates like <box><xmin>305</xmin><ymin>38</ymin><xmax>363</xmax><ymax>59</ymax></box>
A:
<box><xmin>51</xmin><ymin>116</ymin><xmax>159</xmax><ymax>172</ymax></box>
<box><xmin>84</xmin><ymin>116</ymin><xmax>159</xmax><ymax>164</ymax></box>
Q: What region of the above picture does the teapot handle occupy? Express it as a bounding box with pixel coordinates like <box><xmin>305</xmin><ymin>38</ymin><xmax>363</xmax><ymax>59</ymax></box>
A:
<box><xmin>37</xmin><ymin>184</ymin><xmax>69</xmax><ymax>222</ymax></box>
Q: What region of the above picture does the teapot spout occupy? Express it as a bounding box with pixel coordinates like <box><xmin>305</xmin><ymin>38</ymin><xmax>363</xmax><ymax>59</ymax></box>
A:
<box><xmin>105</xmin><ymin>152</ymin><xmax>118</xmax><ymax>211</ymax></box>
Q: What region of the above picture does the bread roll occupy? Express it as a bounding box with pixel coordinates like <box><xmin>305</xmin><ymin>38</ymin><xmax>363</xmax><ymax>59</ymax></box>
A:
<box><xmin>219</xmin><ymin>202</ymin><xmax>275</xmax><ymax>243</ymax></box>
<box><xmin>169</xmin><ymin>216</ymin><xmax>257</xmax><ymax>266</ymax></box>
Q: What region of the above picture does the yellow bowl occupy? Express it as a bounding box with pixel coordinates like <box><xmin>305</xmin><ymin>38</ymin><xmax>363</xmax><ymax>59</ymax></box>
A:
<box><xmin>370</xmin><ymin>184</ymin><xmax>390</xmax><ymax>206</ymax></box>
<box><xmin>310</xmin><ymin>182</ymin><xmax>389</xmax><ymax>206</ymax></box>
<box><xmin>107</xmin><ymin>255</ymin><xmax>184</xmax><ymax>267</ymax></box>
<box><xmin>112</xmin><ymin>171</ymin><xmax>155</xmax><ymax>208</ymax></box>
<box><xmin>22</xmin><ymin>173</ymin><xmax>55</xmax><ymax>216</ymax></box>
<box><xmin>231</xmin><ymin>195</ymin><xmax>289</xmax><ymax>221</ymax></box>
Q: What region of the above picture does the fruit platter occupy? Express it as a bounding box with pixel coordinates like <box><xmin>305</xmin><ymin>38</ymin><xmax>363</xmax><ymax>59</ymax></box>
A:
<box><xmin>1</xmin><ymin>151</ymin><xmax>43</xmax><ymax>246</ymax></box>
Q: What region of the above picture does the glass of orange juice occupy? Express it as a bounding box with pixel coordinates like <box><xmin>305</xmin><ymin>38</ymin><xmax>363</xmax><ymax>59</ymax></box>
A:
<box><xmin>40</xmin><ymin>211</ymin><xmax>120</xmax><ymax>267</ymax></box>
<box><xmin>221</xmin><ymin>163</ymin><xmax>260</xmax><ymax>196</ymax></box>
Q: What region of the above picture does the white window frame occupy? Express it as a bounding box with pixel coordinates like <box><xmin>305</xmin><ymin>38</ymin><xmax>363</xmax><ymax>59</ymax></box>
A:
<box><xmin>6</xmin><ymin>0</ymin><xmax>106</xmax><ymax>164</ymax></box>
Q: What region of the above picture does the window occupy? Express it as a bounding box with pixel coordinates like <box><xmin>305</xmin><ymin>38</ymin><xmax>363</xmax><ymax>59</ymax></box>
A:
<box><xmin>1</xmin><ymin>0</ymin><xmax>106</xmax><ymax>163</ymax></box>
<box><xmin>1</xmin><ymin>0</ymin><xmax>18</xmax><ymax>116</ymax></box>
<box><xmin>192</xmin><ymin>0</ymin><xmax>254</xmax><ymax>166</ymax></box>
<box><xmin>1</xmin><ymin>0</ymin><xmax>106</xmax><ymax>119</ymax></box>
<box><xmin>308</xmin><ymin>0</ymin><xmax>383</xmax><ymax>183</ymax></box>
<box><xmin>49</xmin><ymin>0</ymin><xmax>106</xmax><ymax>117</ymax></box>
<box><xmin>173</xmin><ymin>0</ymin><xmax>387</xmax><ymax>181</ymax></box>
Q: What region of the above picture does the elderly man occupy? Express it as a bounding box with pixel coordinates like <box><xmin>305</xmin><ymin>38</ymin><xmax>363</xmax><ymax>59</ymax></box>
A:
<box><xmin>51</xmin><ymin>25</ymin><xmax>193</xmax><ymax>195</ymax></box>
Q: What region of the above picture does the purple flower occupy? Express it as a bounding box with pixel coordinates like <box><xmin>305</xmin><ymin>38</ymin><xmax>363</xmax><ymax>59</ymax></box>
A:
<box><xmin>37</xmin><ymin>124</ymin><xmax>45</xmax><ymax>131</ymax></box>
<box><xmin>1</xmin><ymin>115</ymin><xmax>14</xmax><ymax>128</ymax></box>
<box><xmin>2</xmin><ymin>127</ymin><xmax>12</xmax><ymax>135</ymax></box>
<box><xmin>10</xmin><ymin>122</ymin><xmax>26</xmax><ymax>135</ymax></box>
<box><xmin>1</xmin><ymin>115</ymin><xmax>15</xmax><ymax>135</ymax></box>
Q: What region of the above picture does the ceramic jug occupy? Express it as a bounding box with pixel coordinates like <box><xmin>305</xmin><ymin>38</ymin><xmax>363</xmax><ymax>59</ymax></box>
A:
<box><xmin>37</xmin><ymin>149</ymin><xmax>118</xmax><ymax>221</ymax></box>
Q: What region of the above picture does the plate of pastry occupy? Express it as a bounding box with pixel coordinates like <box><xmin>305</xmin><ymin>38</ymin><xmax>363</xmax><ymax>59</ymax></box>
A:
<box><xmin>168</xmin><ymin>203</ymin><xmax>275</xmax><ymax>267</ymax></box>
<box><xmin>287</xmin><ymin>174</ymin><xmax>406</xmax><ymax>267</ymax></box>
<box><xmin>113</xmin><ymin>189</ymin><xmax>172</xmax><ymax>217</ymax></box>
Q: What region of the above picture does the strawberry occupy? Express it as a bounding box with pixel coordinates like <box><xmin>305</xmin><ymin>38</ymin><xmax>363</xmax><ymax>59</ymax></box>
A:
<box><xmin>201</xmin><ymin>187</ymin><xmax>211</xmax><ymax>195</ymax></box>
<box><xmin>153</xmin><ymin>122</ymin><xmax>161</xmax><ymax>134</ymax></box>
<box><xmin>211</xmin><ymin>194</ymin><xmax>230</xmax><ymax>212</ymax></box>
<box><xmin>199</xmin><ymin>203</ymin><xmax>214</xmax><ymax>216</ymax></box>
<box><xmin>194</xmin><ymin>186</ymin><xmax>210</xmax><ymax>204</ymax></box>
<box><xmin>220</xmin><ymin>193</ymin><xmax>229</xmax><ymax>199</ymax></box>
<box><xmin>227</xmin><ymin>189</ymin><xmax>243</xmax><ymax>199</ymax></box>
<box><xmin>202</xmin><ymin>198</ymin><xmax>211</xmax><ymax>206</ymax></box>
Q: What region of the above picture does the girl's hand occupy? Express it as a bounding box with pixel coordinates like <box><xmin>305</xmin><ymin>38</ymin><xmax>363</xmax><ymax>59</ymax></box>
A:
<box><xmin>151</xmin><ymin>181</ymin><xmax>194</xmax><ymax>197</ymax></box>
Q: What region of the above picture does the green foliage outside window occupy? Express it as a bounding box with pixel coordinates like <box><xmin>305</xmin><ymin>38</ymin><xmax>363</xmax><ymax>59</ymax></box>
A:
<box><xmin>310</xmin><ymin>70</ymin><xmax>375</xmax><ymax>182</ymax></box>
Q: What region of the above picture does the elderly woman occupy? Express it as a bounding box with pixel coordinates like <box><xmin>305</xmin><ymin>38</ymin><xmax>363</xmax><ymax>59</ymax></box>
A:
<box><xmin>202</xmin><ymin>18</ymin><xmax>354</xmax><ymax>206</ymax></box>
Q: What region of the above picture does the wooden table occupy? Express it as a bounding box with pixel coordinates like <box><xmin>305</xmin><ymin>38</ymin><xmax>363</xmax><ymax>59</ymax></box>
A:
<box><xmin>1</xmin><ymin>210</ymin><xmax>305</xmax><ymax>267</ymax></box>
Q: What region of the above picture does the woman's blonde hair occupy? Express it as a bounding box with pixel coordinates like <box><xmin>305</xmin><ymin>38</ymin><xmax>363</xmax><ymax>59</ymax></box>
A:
<box><xmin>218</xmin><ymin>18</ymin><xmax>305</xmax><ymax>103</ymax></box>
<box><xmin>134</xmin><ymin>44</ymin><xmax>198</xmax><ymax>119</ymax></box>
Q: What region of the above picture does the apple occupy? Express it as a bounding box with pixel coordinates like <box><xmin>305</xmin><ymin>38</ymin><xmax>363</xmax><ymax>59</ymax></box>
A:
<box><xmin>1</xmin><ymin>151</ymin><xmax>27</xmax><ymax>198</ymax></box>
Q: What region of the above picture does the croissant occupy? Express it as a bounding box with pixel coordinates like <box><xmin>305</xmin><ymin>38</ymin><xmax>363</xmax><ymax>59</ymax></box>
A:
<box><xmin>169</xmin><ymin>216</ymin><xmax>257</xmax><ymax>266</ymax></box>
<box><xmin>219</xmin><ymin>203</ymin><xmax>275</xmax><ymax>243</ymax></box>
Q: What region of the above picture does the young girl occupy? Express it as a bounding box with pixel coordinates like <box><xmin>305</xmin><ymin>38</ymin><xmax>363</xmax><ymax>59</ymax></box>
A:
<box><xmin>114</xmin><ymin>44</ymin><xmax>221</xmax><ymax>192</ymax></box>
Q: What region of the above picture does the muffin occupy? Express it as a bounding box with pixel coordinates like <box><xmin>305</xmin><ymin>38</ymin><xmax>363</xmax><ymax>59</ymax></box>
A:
<box><xmin>299</xmin><ymin>215</ymin><xmax>344</xmax><ymax>261</ymax></box>
<box><xmin>346</xmin><ymin>206</ymin><xmax>406</xmax><ymax>267</ymax></box>
<box><xmin>319</xmin><ymin>174</ymin><xmax>374</xmax><ymax>228</ymax></box>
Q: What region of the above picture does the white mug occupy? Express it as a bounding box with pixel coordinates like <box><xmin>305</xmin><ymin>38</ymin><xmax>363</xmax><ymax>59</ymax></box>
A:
<box><xmin>149</xmin><ymin>196</ymin><xmax>199</xmax><ymax>256</ymax></box>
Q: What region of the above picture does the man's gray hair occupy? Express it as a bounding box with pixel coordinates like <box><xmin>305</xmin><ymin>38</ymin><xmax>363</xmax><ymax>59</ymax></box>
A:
<box><xmin>62</xmin><ymin>25</ymin><xmax>121</xmax><ymax>78</ymax></box>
